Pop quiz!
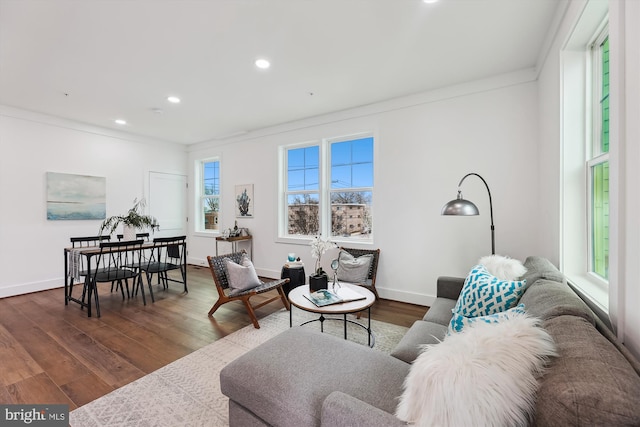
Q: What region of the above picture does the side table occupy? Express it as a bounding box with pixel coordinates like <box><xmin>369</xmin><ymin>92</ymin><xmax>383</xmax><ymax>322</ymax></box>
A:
<box><xmin>281</xmin><ymin>265</ymin><xmax>305</xmax><ymax>295</ymax></box>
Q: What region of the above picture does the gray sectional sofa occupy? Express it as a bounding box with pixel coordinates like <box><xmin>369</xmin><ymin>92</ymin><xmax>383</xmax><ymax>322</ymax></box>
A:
<box><xmin>220</xmin><ymin>256</ymin><xmax>640</xmax><ymax>426</ymax></box>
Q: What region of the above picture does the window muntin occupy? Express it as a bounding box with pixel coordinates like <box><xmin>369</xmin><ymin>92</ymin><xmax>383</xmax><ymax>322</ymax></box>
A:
<box><xmin>589</xmin><ymin>32</ymin><xmax>609</xmax><ymax>280</ymax></box>
<box><xmin>200</xmin><ymin>159</ymin><xmax>220</xmax><ymax>232</ymax></box>
<box><xmin>282</xmin><ymin>134</ymin><xmax>374</xmax><ymax>241</ymax></box>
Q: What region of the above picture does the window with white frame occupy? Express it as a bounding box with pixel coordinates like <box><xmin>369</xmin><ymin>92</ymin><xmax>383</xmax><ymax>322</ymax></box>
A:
<box><xmin>589</xmin><ymin>29</ymin><xmax>610</xmax><ymax>281</ymax></box>
<box><xmin>198</xmin><ymin>159</ymin><xmax>220</xmax><ymax>232</ymax></box>
<box><xmin>281</xmin><ymin>134</ymin><xmax>374</xmax><ymax>241</ymax></box>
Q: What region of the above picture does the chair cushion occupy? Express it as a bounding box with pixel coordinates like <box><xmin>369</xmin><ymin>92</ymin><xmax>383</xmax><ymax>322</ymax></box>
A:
<box><xmin>337</xmin><ymin>251</ymin><xmax>373</xmax><ymax>283</ymax></box>
<box><xmin>225</xmin><ymin>253</ymin><xmax>261</xmax><ymax>296</ymax></box>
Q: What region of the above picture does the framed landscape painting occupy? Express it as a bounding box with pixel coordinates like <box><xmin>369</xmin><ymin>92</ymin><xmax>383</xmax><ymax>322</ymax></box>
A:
<box><xmin>46</xmin><ymin>172</ymin><xmax>106</xmax><ymax>220</ymax></box>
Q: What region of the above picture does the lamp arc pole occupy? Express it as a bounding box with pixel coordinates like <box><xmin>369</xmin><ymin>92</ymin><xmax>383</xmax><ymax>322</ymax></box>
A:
<box><xmin>457</xmin><ymin>173</ymin><xmax>495</xmax><ymax>255</ymax></box>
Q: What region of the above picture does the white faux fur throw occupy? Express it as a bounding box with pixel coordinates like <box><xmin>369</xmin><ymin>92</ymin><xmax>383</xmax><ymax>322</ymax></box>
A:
<box><xmin>396</xmin><ymin>312</ymin><xmax>556</xmax><ymax>427</ymax></box>
<box><xmin>479</xmin><ymin>254</ymin><xmax>527</xmax><ymax>281</ymax></box>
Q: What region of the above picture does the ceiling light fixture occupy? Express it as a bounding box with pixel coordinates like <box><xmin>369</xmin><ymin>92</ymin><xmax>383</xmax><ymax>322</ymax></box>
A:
<box><xmin>422</xmin><ymin>0</ymin><xmax>439</xmax><ymax>3</ymax></box>
<box><xmin>114</xmin><ymin>119</ymin><xmax>127</xmax><ymax>125</ymax></box>
<box><xmin>167</xmin><ymin>96</ymin><xmax>181</xmax><ymax>103</ymax></box>
<box><xmin>255</xmin><ymin>58</ymin><xmax>271</xmax><ymax>69</ymax></box>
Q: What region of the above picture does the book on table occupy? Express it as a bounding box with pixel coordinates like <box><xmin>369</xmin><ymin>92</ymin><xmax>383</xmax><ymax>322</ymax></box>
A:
<box><xmin>303</xmin><ymin>287</ymin><xmax>366</xmax><ymax>307</ymax></box>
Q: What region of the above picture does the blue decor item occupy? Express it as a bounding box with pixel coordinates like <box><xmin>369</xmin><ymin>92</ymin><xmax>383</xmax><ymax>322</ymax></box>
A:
<box><xmin>449</xmin><ymin>303</ymin><xmax>527</xmax><ymax>333</ymax></box>
<box><xmin>454</xmin><ymin>264</ymin><xmax>526</xmax><ymax>317</ymax></box>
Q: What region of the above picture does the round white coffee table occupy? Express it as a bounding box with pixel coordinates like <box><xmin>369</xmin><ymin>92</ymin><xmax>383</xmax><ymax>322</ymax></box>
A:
<box><xmin>288</xmin><ymin>283</ymin><xmax>376</xmax><ymax>347</ymax></box>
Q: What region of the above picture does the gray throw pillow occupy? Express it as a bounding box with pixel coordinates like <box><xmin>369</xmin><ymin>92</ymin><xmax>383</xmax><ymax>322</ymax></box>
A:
<box><xmin>225</xmin><ymin>254</ymin><xmax>261</xmax><ymax>296</ymax></box>
<box><xmin>337</xmin><ymin>251</ymin><xmax>373</xmax><ymax>283</ymax></box>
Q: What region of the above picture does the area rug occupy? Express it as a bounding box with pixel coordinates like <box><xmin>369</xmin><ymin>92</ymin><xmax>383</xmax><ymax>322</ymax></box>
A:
<box><xmin>69</xmin><ymin>308</ymin><xmax>408</xmax><ymax>427</ymax></box>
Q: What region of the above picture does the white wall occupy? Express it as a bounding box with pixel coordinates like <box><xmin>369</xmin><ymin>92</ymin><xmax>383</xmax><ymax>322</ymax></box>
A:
<box><xmin>187</xmin><ymin>71</ymin><xmax>542</xmax><ymax>306</ymax></box>
<box><xmin>0</xmin><ymin>106</ymin><xmax>188</xmax><ymax>298</ymax></box>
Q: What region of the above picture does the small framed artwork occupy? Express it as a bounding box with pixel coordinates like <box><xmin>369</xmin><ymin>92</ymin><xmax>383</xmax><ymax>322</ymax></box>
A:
<box><xmin>235</xmin><ymin>184</ymin><xmax>254</xmax><ymax>217</ymax></box>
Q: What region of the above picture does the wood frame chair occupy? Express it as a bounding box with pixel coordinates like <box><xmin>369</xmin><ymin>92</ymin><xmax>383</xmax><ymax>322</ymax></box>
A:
<box><xmin>339</xmin><ymin>247</ymin><xmax>381</xmax><ymax>300</ymax></box>
<box><xmin>207</xmin><ymin>251</ymin><xmax>290</xmax><ymax>329</ymax></box>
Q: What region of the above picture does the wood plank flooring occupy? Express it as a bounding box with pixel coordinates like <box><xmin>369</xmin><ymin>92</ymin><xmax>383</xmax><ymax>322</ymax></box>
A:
<box><xmin>0</xmin><ymin>265</ymin><xmax>428</xmax><ymax>409</ymax></box>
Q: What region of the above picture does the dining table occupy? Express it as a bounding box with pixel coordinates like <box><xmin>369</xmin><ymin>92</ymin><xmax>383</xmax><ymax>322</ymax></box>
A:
<box><xmin>63</xmin><ymin>239</ymin><xmax>187</xmax><ymax>317</ymax></box>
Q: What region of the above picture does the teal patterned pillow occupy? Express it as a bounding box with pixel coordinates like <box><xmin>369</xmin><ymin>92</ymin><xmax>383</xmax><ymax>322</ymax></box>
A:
<box><xmin>449</xmin><ymin>303</ymin><xmax>526</xmax><ymax>333</ymax></box>
<box><xmin>454</xmin><ymin>264</ymin><xmax>526</xmax><ymax>317</ymax></box>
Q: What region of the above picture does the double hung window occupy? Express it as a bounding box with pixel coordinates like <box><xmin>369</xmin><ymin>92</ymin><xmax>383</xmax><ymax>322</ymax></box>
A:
<box><xmin>281</xmin><ymin>134</ymin><xmax>374</xmax><ymax>241</ymax></box>
<box><xmin>198</xmin><ymin>159</ymin><xmax>220</xmax><ymax>232</ymax></box>
<box><xmin>588</xmin><ymin>31</ymin><xmax>610</xmax><ymax>281</ymax></box>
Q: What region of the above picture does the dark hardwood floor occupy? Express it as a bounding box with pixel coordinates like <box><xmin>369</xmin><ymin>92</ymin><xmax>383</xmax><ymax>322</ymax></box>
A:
<box><xmin>0</xmin><ymin>265</ymin><xmax>427</xmax><ymax>409</ymax></box>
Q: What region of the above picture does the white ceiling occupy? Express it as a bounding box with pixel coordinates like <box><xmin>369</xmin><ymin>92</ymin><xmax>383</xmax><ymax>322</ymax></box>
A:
<box><xmin>0</xmin><ymin>0</ymin><xmax>561</xmax><ymax>145</ymax></box>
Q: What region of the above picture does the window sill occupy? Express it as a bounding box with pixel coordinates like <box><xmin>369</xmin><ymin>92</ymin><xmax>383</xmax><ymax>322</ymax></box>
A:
<box><xmin>276</xmin><ymin>235</ymin><xmax>374</xmax><ymax>246</ymax></box>
<box><xmin>565</xmin><ymin>272</ymin><xmax>609</xmax><ymax>314</ymax></box>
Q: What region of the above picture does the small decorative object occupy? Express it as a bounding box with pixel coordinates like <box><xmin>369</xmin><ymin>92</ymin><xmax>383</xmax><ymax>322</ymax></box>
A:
<box><xmin>309</xmin><ymin>236</ymin><xmax>336</xmax><ymax>291</ymax></box>
<box><xmin>288</xmin><ymin>253</ymin><xmax>297</xmax><ymax>262</ymax></box>
<box><xmin>99</xmin><ymin>198</ymin><xmax>159</xmax><ymax>238</ymax></box>
<box><xmin>235</xmin><ymin>184</ymin><xmax>254</xmax><ymax>217</ymax></box>
<box><xmin>330</xmin><ymin>258</ymin><xmax>341</xmax><ymax>292</ymax></box>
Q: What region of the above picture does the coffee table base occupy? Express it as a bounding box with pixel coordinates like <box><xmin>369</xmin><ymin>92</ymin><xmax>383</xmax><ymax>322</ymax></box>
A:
<box><xmin>290</xmin><ymin>306</ymin><xmax>375</xmax><ymax>348</ymax></box>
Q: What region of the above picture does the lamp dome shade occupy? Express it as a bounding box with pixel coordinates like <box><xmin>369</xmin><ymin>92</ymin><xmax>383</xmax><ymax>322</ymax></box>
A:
<box><xmin>441</xmin><ymin>198</ymin><xmax>480</xmax><ymax>216</ymax></box>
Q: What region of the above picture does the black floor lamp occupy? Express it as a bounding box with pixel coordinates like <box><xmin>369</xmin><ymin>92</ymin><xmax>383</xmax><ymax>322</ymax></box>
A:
<box><xmin>441</xmin><ymin>172</ymin><xmax>495</xmax><ymax>255</ymax></box>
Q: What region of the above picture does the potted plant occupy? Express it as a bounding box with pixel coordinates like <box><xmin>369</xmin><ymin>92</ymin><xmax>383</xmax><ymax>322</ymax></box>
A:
<box><xmin>309</xmin><ymin>235</ymin><xmax>336</xmax><ymax>291</ymax></box>
<box><xmin>99</xmin><ymin>198</ymin><xmax>159</xmax><ymax>239</ymax></box>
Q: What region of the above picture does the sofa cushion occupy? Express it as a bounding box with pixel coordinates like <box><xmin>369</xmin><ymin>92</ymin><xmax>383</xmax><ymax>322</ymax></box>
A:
<box><xmin>221</xmin><ymin>327</ymin><xmax>410</xmax><ymax>427</ymax></box>
<box><xmin>454</xmin><ymin>264</ymin><xmax>526</xmax><ymax>317</ymax></box>
<box><xmin>521</xmin><ymin>256</ymin><xmax>564</xmax><ymax>287</ymax></box>
<box><xmin>535</xmin><ymin>315</ymin><xmax>640</xmax><ymax>426</ymax></box>
<box><xmin>519</xmin><ymin>279</ymin><xmax>595</xmax><ymax>324</ymax></box>
<box><xmin>422</xmin><ymin>297</ymin><xmax>456</xmax><ymax>325</ymax></box>
<box><xmin>391</xmin><ymin>320</ymin><xmax>448</xmax><ymax>363</ymax></box>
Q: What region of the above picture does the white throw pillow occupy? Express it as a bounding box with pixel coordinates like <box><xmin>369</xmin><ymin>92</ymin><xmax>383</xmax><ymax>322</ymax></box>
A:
<box><xmin>224</xmin><ymin>254</ymin><xmax>261</xmax><ymax>296</ymax></box>
<box><xmin>336</xmin><ymin>251</ymin><xmax>373</xmax><ymax>283</ymax></box>
<box><xmin>479</xmin><ymin>254</ymin><xmax>527</xmax><ymax>281</ymax></box>
<box><xmin>396</xmin><ymin>311</ymin><xmax>556</xmax><ymax>427</ymax></box>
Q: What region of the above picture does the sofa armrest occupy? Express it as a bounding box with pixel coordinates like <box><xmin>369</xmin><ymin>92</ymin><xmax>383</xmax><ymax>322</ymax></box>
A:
<box><xmin>321</xmin><ymin>391</ymin><xmax>406</xmax><ymax>427</ymax></box>
<box><xmin>436</xmin><ymin>276</ymin><xmax>465</xmax><ymax>300</ymax></box>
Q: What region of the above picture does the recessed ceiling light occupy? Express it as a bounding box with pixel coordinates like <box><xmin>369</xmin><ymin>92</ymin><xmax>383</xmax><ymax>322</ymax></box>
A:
<box><xmin>255</xmin><ymin>58</ymin><xmax>271</xmax><ymax>69</ymax></box>
<box><xmin>423</xmin><ymin>0</ymin><xmax>439</xmax><ymax>3</ymax></box>
<box><xmin>114</xmin><ymin>119</ymin><xmax>127</xmax><ymax>125</ymax></box>
<box><xmin>167</xmin><ymin>96</ymin><xmax>181</xmax><ymax>103</ymax></box>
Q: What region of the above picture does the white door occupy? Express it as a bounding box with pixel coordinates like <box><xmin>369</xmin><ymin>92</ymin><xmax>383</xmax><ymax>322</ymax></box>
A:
<box><xmin>149</xmin><ymin>172</ymin><xmax>187</xmax><ymax>236</ymax></box>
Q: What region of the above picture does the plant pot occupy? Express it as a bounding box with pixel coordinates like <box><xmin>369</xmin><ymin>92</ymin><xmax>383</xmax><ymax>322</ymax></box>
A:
<box><xmin>309</xmin><ymin>274</ymin><xmax>328</xmax><ymax>292</ymax></box>
<box><xmin>123</xmin><ymin>225</ymin><xmax>137</xmax><ymax>241</ymax></box>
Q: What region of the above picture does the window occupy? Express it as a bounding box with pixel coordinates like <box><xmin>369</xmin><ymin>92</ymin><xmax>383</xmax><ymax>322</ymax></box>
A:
<box><xmin>281</xmin><ymin>134</ymin><xmax>374</xmax><ymax>241</ymax></box>
<box><xmin>589</xmin><ymin>31</ymin><xmax>610</xmax><ymax>280</ymax></box>
<box><xmin>198</xmin><ymin>159</ymin><xmax>220</xmax><ymax>232</ymax></box>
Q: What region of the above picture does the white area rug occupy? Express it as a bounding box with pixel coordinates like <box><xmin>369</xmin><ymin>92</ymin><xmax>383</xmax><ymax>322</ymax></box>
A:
<box><xmin>70</xmin><ymin>308</ymin><xmax>408</xmax><ymax>427</ymax></box>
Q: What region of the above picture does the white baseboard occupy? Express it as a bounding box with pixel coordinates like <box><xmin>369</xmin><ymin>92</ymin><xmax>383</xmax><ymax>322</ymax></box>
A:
<box><xmin>0</xmin><ymin>278</ymin><xmax>63</xmax><ymax>299</ymax></box>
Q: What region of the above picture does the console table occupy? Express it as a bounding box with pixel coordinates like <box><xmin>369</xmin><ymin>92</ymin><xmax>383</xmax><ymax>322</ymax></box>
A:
<box><xmin>215</xmin><ymin>235</ymin><xmax>253</xmax><ymax>258</ymax></box>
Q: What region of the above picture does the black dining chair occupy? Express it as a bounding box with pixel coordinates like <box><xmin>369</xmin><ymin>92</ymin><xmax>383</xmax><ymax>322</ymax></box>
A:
<box><xmin>139</xmin><ymin>236</ymin><xmax>187</xmax><ymax>302</ymax></box>
<box><xmin>68</xmin><ymin>235</ymin><xmax>111</xmax><ymax>302</ymax></box>
<box><xmin>82</xmin><ymin>239</ymin><xmax>145</xmax><ymax>317</ymax></box>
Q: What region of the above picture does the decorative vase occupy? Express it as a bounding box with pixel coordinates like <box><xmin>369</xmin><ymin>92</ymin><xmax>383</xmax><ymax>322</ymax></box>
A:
<box><xmin>123</xmin><ymin>225</ymin><xmax>137</xmax><ymax>241</ymax></box>
<box><xmin>309</xmin><ymin>273</ymin><xmax>328</xmax><ymax>292</ymax></box>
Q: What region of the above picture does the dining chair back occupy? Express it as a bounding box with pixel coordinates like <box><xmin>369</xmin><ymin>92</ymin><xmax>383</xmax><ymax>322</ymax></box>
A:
<box><xmin>83</xmin><ymin>239</ymin><xmax>145</xmax><ymax>317</ymax></box>
<box><xmin>140</xmin><ymin>236</ymin><xmax>187</xmax><ymax>302</ymax></box>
